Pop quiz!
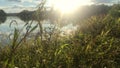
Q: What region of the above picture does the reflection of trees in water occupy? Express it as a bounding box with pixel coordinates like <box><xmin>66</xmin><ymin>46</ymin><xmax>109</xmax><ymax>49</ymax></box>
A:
<box><xmin>18</xmin><ymin>10</ymin><xmax>50</xmax><ymax>22</ymax></box>
<box><xmin>0</xmin><ymin>10</ymin><xmax>7</xmax><ymax>24</ymax></box>
<box><xmin>0</xmin><ymin>16</ymin><xmax>6</xmax><ymax>24</ymax></box>
<box><xmin>18</xmin><ymin>10</ymin><xmax>35</xmax><ymax>22</ymax></box>
<box><xmin>18</xmin><ymin>16</ymin><xmax>31</xmax><ymax>22</ymax></box>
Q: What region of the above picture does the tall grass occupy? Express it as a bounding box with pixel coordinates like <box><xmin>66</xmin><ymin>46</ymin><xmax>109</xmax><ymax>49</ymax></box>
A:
<box><xmin>0</xmin><ymin>1</ymin><xmax>120</xmax><ymax>68</ymax></box>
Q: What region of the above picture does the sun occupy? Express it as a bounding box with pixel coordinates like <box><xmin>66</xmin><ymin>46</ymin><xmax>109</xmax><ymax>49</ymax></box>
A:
<box><xmin>52</xmin><ymin>0</ymin><xmax>92</xmax><ymax>14</ymax></box>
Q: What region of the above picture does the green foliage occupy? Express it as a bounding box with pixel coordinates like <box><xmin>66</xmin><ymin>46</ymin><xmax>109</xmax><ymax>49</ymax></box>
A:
<box><xmin>109</xmin><ymin>4</ymin><xmax>120</xmax><ymax>18</ymax></box>
<box><xmin>0</xmin><ymin>3</ymin><xmax>120</xmax><ymax>68</ymax></box>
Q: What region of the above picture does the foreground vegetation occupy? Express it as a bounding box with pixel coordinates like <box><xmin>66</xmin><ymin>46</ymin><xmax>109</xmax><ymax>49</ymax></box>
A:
<box><xmin>0</xmin><ymin>2</ymin><xmax>120</xmax><ymax>68</ymax></box>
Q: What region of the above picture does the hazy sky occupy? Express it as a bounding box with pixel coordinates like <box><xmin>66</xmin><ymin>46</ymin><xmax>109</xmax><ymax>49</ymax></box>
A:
<box><xmin>0</xmin><ymin>0</ymin><xmax>40</xmax><ymax>8</ymax></box>
<box><xmin>0</xmin><ymin>0</ymin><xmax>118</xmax><ymax>13</ymax></box>
<box><xmin>0</xmin><ymin>0</ymin><xmax>118</xmax><ymax>8</ymax></box>
<box><xmin>0</xmin><ymin>0</ymin><xmax>51</xmax><ymax>8</ymax></box>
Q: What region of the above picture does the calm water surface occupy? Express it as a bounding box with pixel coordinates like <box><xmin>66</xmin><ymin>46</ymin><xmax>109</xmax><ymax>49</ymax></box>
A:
<box><xmin>0</xmin><ymin>16</ymin><xmax>54</xmax><ymax>35</ymax></box>
<box><xmin>0</xmin><ymin>16</ymin><xmax>77</xmax><ymax>44</ymax></box>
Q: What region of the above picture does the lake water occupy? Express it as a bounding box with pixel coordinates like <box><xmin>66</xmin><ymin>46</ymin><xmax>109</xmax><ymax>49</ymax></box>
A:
<box><xmin>0</xmin><ymin>16</ymin><xmax>78</xmax><ymax>34</ymax></box>
<box><xmin>0</xmin><ymin>16</ymin><xmax>27</xmax><ymax>34</ymax></box>
<box><xmin>0</xmin><ymin>16</ymin><xmax>77</xmax><ymax>44</ymax></box>
<box><xmin>0</xmin><ymin>16</ymin><xmax>53</xmax><ymax>44</ymax></box>
<box><xmin>0</xmin><ymin>16</ymin><xmax>55</xmax><ymax>34</ymax></box>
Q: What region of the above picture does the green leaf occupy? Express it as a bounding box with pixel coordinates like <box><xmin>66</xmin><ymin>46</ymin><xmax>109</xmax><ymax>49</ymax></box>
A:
<box><xmin>29</xmin><ymin>24</ymin><xmax>38</xmax><ymax>33</ymax></box>
<box><xmin>12</xmin><ymin>28</ymin><xmax>19</xmax><ymax>49</ymax></box>
<box><xmin>9</xmin><ymin>20</ymin><xmax>18</xmax><ymax>28</ymax></box>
